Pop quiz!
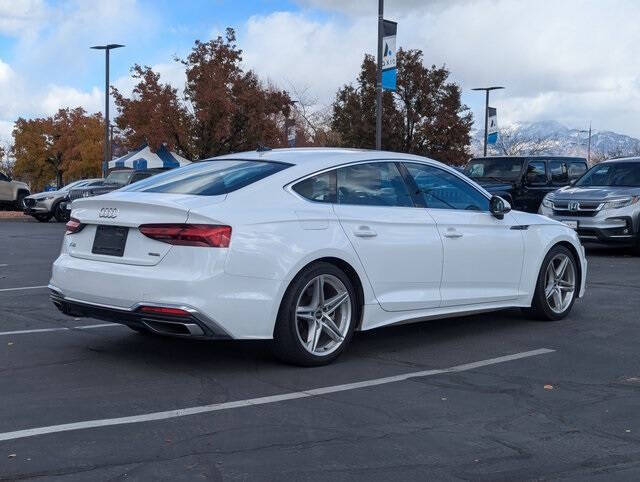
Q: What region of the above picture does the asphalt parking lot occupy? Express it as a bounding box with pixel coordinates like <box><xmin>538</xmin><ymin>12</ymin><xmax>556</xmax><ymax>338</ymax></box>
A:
<box><xmin>1</xmin><ymin>220</ymin><xmax>640</xmax><ymax>481</ymax></box>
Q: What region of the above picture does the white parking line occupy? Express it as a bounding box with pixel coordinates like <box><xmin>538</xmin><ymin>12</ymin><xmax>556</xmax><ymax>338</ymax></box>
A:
<box><xmin>0</xmin><ymin>348</ymin><xmax>554</xmax><ymax>442</ymax></box>
<box><xmin>0</xmin><ymin>285</ymin><xmax>48</xmax><ymax>293</ymax></box>
<box><xmin>0</xmin><ymin>323</ymin><xmax>121</xmax><ymax>337</ymax></box>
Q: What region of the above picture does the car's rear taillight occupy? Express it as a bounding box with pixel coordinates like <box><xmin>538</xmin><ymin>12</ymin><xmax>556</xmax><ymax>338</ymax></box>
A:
<box><xmin>139</xmin><ymin>224</ymin><xmax>232</xmax><ymax>247</ymax></box>
<box><xmin>65</xmin><ymin>218</ymin><xmax>85</xmax><ymax>235</ymax></box>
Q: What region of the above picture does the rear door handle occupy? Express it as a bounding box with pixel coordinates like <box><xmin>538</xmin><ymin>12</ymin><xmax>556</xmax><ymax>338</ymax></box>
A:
<box><xmin>353</xmin><ymin>227</ymin><xmax>377</xmax><ymax>237</ymax></box>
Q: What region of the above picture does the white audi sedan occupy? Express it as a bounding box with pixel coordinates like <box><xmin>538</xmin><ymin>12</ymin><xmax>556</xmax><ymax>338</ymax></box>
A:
<box><xmin>50</xmin><ymin>148</ymin><xmax>587</xmax><ymax>365</ymax></box>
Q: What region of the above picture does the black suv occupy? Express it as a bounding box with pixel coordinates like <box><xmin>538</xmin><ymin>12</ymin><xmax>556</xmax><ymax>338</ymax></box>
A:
<box><xmin>465</xmin><ymin>156</ymin><xmax>588</xmax><ymax>213</ymax></box>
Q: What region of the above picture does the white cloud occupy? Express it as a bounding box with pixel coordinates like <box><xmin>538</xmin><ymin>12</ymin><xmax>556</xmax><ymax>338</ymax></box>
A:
<box><xmin>41</xmin><ymin>85</ymin><xmax>103</xmax><ymax>115</ymax></box>
<box><xmin>0</xmin><ymin>0</ymin><xmax>47</xmax><ymax>37</ymax></box>
<box><xmin>242</xmin><ymin>0</ymin><xmax>640</xmax><ymax>138</ymax></box>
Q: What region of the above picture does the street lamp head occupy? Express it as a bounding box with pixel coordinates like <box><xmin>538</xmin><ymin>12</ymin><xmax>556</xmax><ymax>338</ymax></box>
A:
<box><xmin>90</xmin><ymin>44</ymin><xmax>125</xmax><ymax>50</ymax></box>
<box><xmin>472</xmin><ymin>86</ymin><xmax>505</xmax><ymax>92</ymax></box>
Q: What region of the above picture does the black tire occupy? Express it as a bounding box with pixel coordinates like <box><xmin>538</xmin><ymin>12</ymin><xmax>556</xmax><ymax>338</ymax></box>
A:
<box><xmin>15</xmin><ymin>192</ymin><xmax>27</xmax><ymax>210</ymax></box>
<box><xmin>33</xmin><ymin>213</ymin><xmax>52</xmax><ymax>222</ymax></box>
<box><xmin>524</xmin><ymin>245</ymin><xmax>578</xmax><ymax>321</ymax></box>
<box><xmin>273</xmin><ymin>262</ymin><xmax>359</xmax><ymax>366</ymax></box>
<box><xmin>53</xmin><ymin>202</ymin><xmax>69</xmax><ymax>222</ymax></box>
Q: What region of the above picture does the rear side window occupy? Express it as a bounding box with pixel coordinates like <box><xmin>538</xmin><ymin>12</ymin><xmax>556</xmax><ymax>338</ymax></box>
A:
<box><xmin>550</xmin><ymin>161</ymin><xmax>568</xmax><ymax>184</ymax></box>
<box><xmin>568</xmin><ymin>162</ymin><xmax>587</xmax><ymax>180</ymax></box>
<box><xmin>526</xmin><ymin>161</ymin><xmax>547</xmax><ymax>185</ymax></box>
<box><xmin>336</xmin><ymin>162</ymin><xmax>413</xmax><ymax>207</ymax></box>
<box><xmin>121</xmin><ymin>160</ymin><xmax>290</xmax><ymax>196</ymax></box>
<box><xmin>292</xmin><ymin>171</ymin><xmax>336</xmax><ymax>203</ymax></box>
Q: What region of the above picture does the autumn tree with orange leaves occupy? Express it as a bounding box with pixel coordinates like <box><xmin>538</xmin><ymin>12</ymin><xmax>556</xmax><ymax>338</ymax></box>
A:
<box><xmin>113</xmin><ymin>28</ymin><xmax>293</xmax><ymax>160</ymax></box>
<box><xmin>12</xmin><ymin>108</ymin><xmax>103</xmax><ymax>192</ymax></box>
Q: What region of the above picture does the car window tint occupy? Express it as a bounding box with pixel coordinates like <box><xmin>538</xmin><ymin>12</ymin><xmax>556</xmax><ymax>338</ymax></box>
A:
<box><xmin>404</xmin><ymin>162</ymin><xmax>490</xmax><ymax>211</ymax></box>
<box><xmin>526</xmin><ymin>161</ymin><xmax>547</xmax><ymax>184</ymax></box>
<box><xmin>568</xmin><ymin>162</ymin><xmax>587</xmax><ymax>180</ymax></box>
<box><xmin>337</xmin><ymin>162</ymin><xmax>413</xmax><ymax>207</ymax></box>
<box><xmin>0</xmin><ymin>173</ymin><xmax>8</xmax><ymax>182</ymax></box>
<box><xmin>292</xmin><ymin>171</ymin><xmax>336</xmax><ymax>203</ymax></box>
<box><xmin>121</xmin><ymin>160</ymin><xmax>291</xmax><ymax>196</ymax></box>
<box><xmin>550</xmin><ymin>161</ymin><xmax>568</xmax><ymax>184</ymax></box>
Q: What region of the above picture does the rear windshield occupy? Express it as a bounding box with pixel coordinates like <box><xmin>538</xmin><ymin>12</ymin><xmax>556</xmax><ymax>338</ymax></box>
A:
<box><xmin>465</xmin><ymin>158</ymin><xmax>524</xmax><ymax>181</ymax></box>
<box><xmin>120</xmin><ymin>160</ymin><xmax>291</xmax><ymax>196</ymax></box>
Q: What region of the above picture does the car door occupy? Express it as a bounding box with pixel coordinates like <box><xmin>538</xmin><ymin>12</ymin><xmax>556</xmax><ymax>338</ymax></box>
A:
<box><xmin>0</xmin><ymin>172</ymin><xmax>11</xmax><ymax>201</ymax></box>
<box><xmin>522</xmin><ymin>160</ymin><xmax>551</xmax><ymax>212</ymax></box>
<box><xmin>332</xmin><ymin>161</ymin><xmax>443</xmax><ymax>311</ymax></box>
<box><xmin>403</xmin><ymin>162</ymin><xmax>524</xmax><ymax>307</ymax></box>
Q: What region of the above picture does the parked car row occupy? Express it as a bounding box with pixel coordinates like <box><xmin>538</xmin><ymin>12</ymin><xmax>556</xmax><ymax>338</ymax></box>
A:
<box><xmin>463</xmin><ymin>155</ymin><xmax>640</xmax><ymax>253</ymax></box>
<box><xmin>19</xmin><ymin>169</ymin><xmax>165</xmax><ymax>222</ymax></box>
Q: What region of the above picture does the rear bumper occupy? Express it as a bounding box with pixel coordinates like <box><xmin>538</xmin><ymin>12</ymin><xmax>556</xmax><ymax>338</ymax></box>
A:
<box><xmin>50</xmin><ymin>288</ymin><xmax>231</xmax><ymax>339</ymax></box>
<box><xmin>49</xmin><ymin>253</ymin><xmax>285</xmax><ymax>339</ymax></box>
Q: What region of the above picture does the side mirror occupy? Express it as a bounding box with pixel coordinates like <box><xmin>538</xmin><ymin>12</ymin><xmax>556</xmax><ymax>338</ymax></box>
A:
<box><xmin>490</xmin><ymin>195</ymin><xmax>511</xmax><ymax>220</ymax></box>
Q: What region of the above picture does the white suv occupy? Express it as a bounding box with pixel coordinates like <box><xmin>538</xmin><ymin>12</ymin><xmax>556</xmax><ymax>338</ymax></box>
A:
<box><xmin>0</xmin><ymin>171</ymin><xmax>30</xmax><ymax>210</ymax></box>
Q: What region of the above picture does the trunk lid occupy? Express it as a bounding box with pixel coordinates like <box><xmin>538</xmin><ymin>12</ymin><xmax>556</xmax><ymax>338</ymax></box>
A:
<box><xmin>67</xmin><ymin>192</ymin><xmax>226</xmax><ymax>266</ymax></box>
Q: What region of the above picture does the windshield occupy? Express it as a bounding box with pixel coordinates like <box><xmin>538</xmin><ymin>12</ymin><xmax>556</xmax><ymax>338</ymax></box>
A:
<box><xmin>104</xmin><ymin>171</ymin><xmax>132</xmax><ymax>187</ymax></box>
<box><xmin>465</xmin><ymin>158</ymin><xmax>524</xmax><ymax>180</ymax></box>
<box><xmin>575</xmin><ymin>162</ymin><xmax>640</xmax><ymax>187</ymax></box>
<box><xmin>121</xmin><ymin>160</ymin><xmax>291</xmax><ymax>196</ymax></box>
<box><xmin>60</xmin><ymin>180</ymin><xmax>88</xmax><ymax>191</ymax></box>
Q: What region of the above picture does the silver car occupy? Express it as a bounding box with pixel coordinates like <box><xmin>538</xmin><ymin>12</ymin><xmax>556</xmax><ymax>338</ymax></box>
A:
<box><xmin>23</xmin><ymin>179</ymin><xmax>103</xmax><ymax>222</ymax></box>
<box><xmin>539</xmin><ymin>157</ymin><xmax>640</xmax><ymax>254</ymax></box>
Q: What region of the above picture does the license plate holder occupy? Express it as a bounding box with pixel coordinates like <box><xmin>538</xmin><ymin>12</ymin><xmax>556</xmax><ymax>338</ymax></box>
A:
<box><xmin>562</xmin><ymin>220</ymin><xmax>578</xmax><ymax>230</ymax></box>
<box><xmin>92</xmin><ymin>225</ymin><xmax>128</xmax><ymax>257</ymax></box>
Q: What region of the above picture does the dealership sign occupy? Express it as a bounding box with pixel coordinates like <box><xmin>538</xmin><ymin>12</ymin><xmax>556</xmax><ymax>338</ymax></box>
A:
<box><xmin>381</xmin><ymin>20</ymin><xmax>397</xmax><ymax>91</ymax></box>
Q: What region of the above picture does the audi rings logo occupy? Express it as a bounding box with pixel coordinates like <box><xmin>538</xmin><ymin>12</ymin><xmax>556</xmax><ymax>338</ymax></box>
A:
<box><xmin>98</xmin><ymin>207</ymin><xmax>119</xmax><ymax>219</ymax></box>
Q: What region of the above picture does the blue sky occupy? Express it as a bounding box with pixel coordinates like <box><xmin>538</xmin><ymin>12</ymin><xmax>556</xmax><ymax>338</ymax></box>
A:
<box><xmin>1</xmin><ymin>0</ymin><xmax>640</xmax><ymax>145</ymax></box>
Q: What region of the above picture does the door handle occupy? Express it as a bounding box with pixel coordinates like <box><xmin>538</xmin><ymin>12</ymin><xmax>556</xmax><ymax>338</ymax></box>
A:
<box><xmin>443</xmin><ymin>229</ymin><xmax>463</xmax><ymax>239</ymax></box>
<box><xmin>353</xmin><ymin>227</ymin><xmax>377</xmax><ymax>237</ymax></box>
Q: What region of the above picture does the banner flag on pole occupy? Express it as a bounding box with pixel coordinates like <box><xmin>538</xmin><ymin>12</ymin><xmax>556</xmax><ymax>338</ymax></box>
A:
<box><xmin>381</xmin><ymin>20</ymin><xmax>397</xmax><ymax>91</ymax></box>
<box><xmin>487</xmin><ymin>107</ymin><xmax>498</xmax><ymax>144</ymax></box>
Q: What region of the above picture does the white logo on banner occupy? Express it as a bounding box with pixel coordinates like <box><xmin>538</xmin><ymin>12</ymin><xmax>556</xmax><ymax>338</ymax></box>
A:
<box><xmin>382</xmin><ymin>35</ymin><xmax>396</xmax><ymax>69</ymax></box>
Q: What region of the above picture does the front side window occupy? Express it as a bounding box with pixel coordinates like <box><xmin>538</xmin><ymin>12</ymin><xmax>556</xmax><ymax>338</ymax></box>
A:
<box><xmin>121</xmin><ymin>160</ymin><xmax>291</xmax><ymax>196</ymax></box>
<box><xmin>292</xmin><ymin>171</ymin><xmax>336</xmax><ymax>203</ymax></box>
<box><xmin>0</xmin><ymin>172</ymin><xmax>8</xmax><ymax>182</ymax></box>
<box><xmin>550</xmin><ymin>161</ymin><xmax>568</xmax><ymax>184</ymax></box>
<box><xmin>405</xmin><ymin>162</ymin><xmax>490</xmax><ymax>211</ymax></box>
<box><xmin>525</xmin><ymin>161</ymin><xmax>547</xmax><ymax>185</ymax></box>
<box><xmin>336</xmin><ymin>162</ymin><xmax>413</xmax><ymax>207</ymax></box>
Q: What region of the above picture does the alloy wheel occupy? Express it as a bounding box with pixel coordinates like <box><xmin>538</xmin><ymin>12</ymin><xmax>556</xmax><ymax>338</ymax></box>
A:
<box><xmin>544</xmin><ymin>253</ymin><xmax>576</xmax><ymax>314</ymax></box>
<box><xmin>295</xmin><ymin>274</ymin><xmax>352</xmax><ymax>356</ymax></box>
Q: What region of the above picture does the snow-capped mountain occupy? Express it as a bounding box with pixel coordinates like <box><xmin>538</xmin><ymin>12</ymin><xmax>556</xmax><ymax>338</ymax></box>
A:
<box><xmin>471</xmin><ymin>120</ymin><xmax>640</xmax><ymax>160</ymax></box>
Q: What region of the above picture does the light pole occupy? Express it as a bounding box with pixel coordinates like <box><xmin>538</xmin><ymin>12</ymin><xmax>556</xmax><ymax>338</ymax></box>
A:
<box><xmin>579</xmin><ymin>122</ymin><xmax>592</xmax><ymax>164</ymax></box>
<box><xmin>91</xmin><ymin>44</ymin><xmax>124</xmax><ymax>177</ymax></box>
<box><xmin>375</xmin><ymin>0</ymin><xmax>383</xmax><ymax>150</ymax></box>
<box><xmin>472</xmin><ymin>86</ymin><xmax>504</xmax><ymax>157</ymax></box>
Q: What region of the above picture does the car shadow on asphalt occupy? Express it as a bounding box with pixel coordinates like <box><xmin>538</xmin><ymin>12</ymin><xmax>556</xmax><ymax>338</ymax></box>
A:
<box><xmin>82</xmin><ymin>308</ymin><xmax>540</xmax><ymax>373</ymax></box>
